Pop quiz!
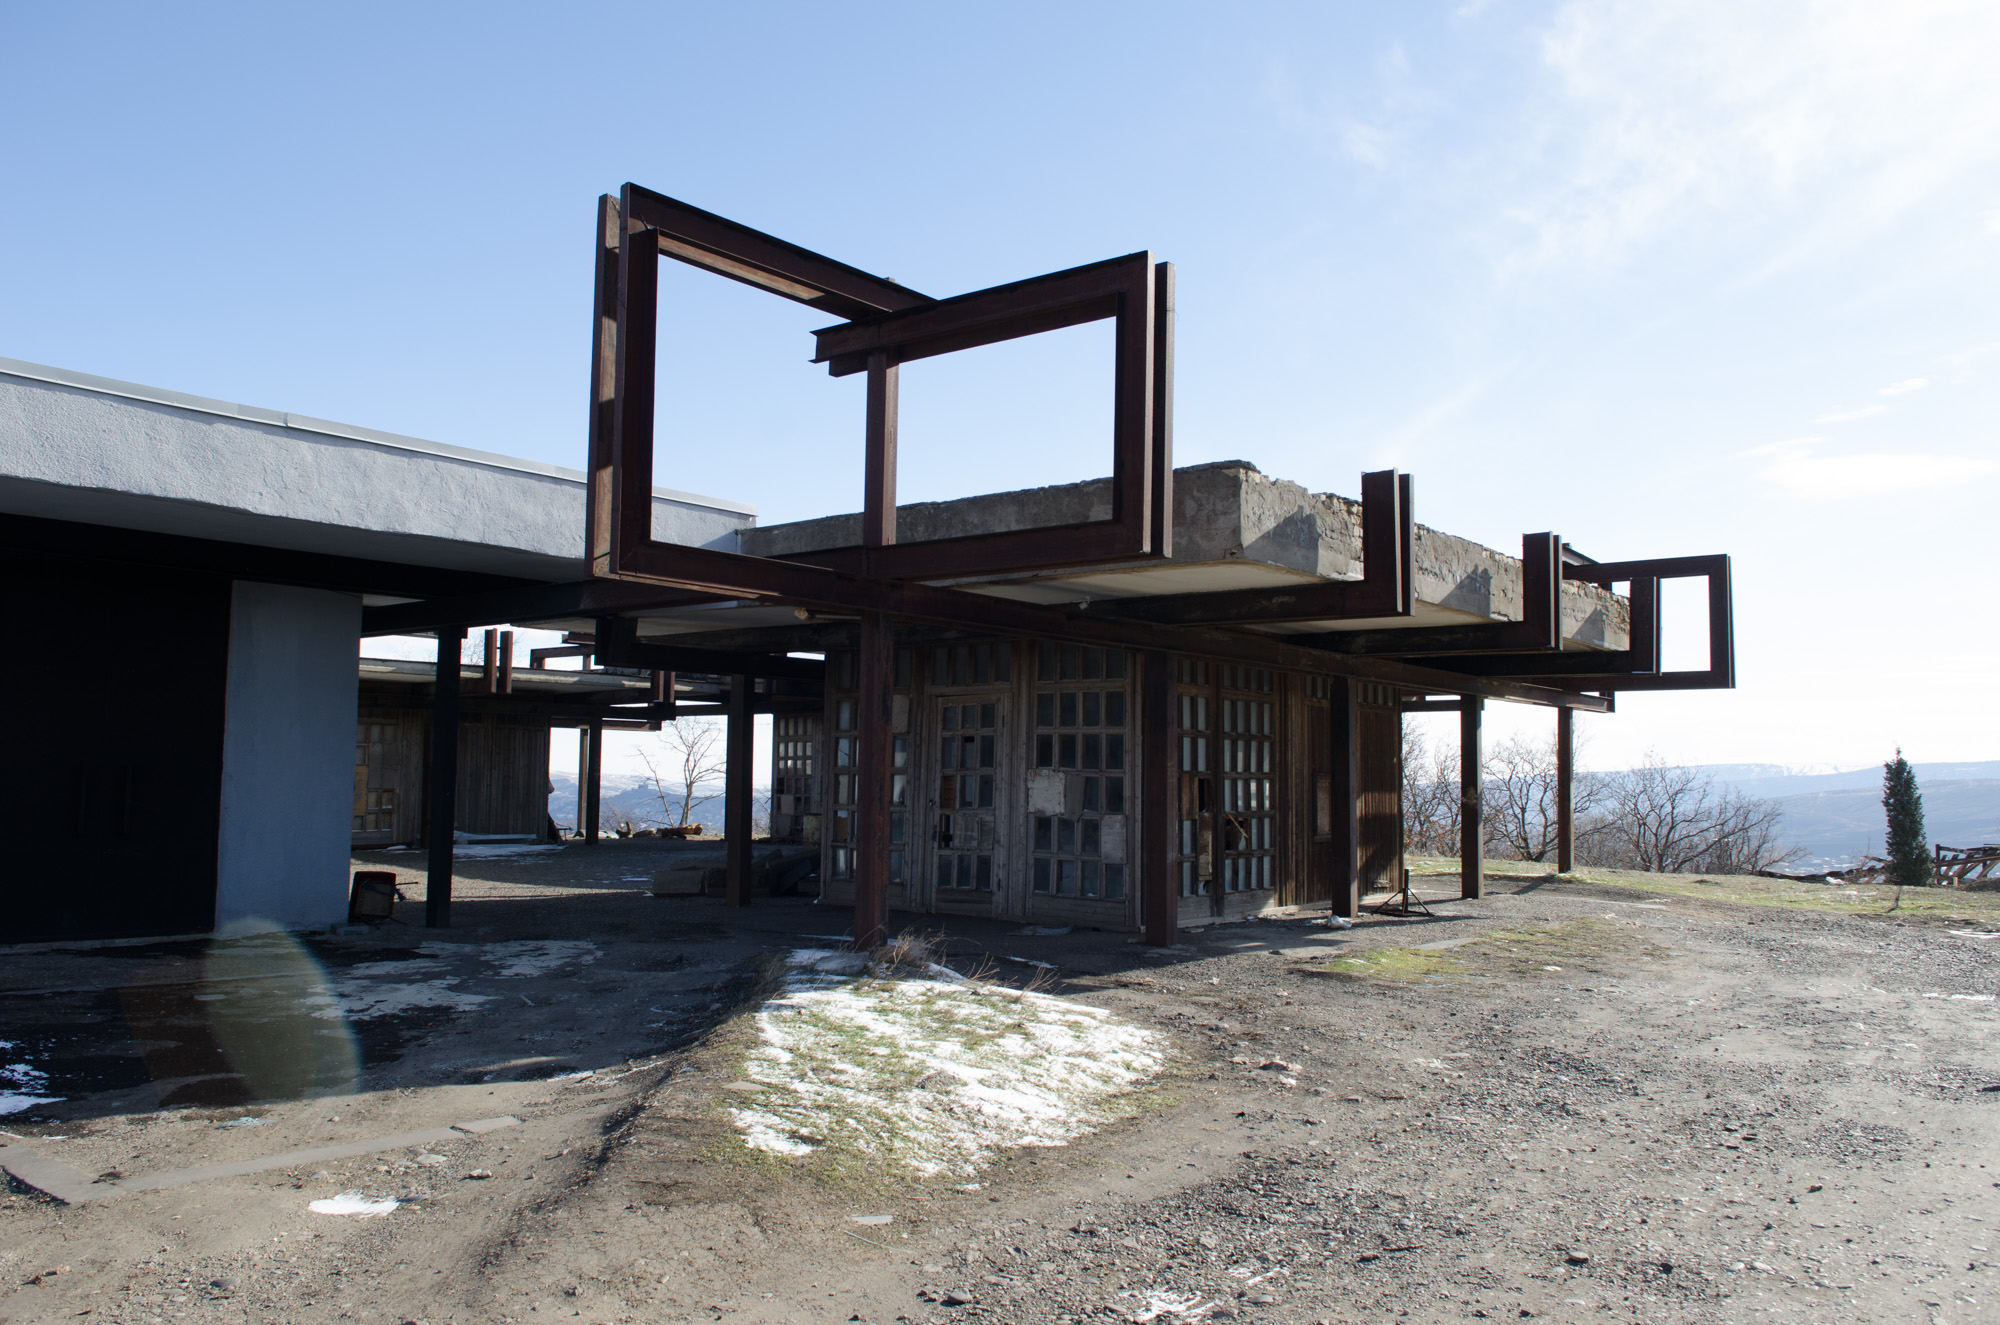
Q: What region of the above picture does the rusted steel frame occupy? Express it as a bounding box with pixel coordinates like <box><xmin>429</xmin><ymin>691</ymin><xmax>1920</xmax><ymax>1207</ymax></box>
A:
<box><xmin>498</xmin><ymin>630</ymin><xmax>515</xmax><ymax>694</ymax></box>
<box><xmin>361</xmin><ymin>578</ymin><xmax>724</xmax><ymax>637</ymax></box>
<box><xmin>799</xmin><ymin>251</ymin><xmax>1167</xmax><ymax>577</ymax></box>
<box><xmin>600</xmin><ymin>187</ymin><xmax>1171</xmax><ymax>584</ymax></box>
<box><xmin>1151</xmin><ymin>263</ymin><xmax>1175</xmax><ymax>558</ymax></box>
<box><xmin>426</xmin><ymin>626</ymin><xmax>465</xmax><ymax>928</ymax></box>
<box><xmin>724</xmin><ymin>677</ymin><xmax>755</xmax><ymax>908</ymax></box>
<box><xmin>1448</xmin><ymin>554</ymin><xmax>1733</xmax><ymax>691</ymax></box>
<box><xmin>621</xmin><ymin>184</ymin><xmax>933</xmax><ymax>320</ymax></box>
<box><xmin>586</xmin><ymin>193</ymin><xmax>621</xmax><ymax>577</ymax></box>
<box><xmin>853</xmin><ymin>610</ymin><xmax>895</xmax><ymax>950</ymax></box>
<box><xmin>591</xmin><ymin>616</ymin><xmax>825</xmax><ymax>681</ymax></box>
<box><xmin>1092</xmin><ymin>471</ymin><xmax>1414</xmax><ymax>626</ymax></box>
<box><xmin>1140</xmin><ymin>650</ymin><xmax>1178</xmax><ymax>945</ymax></box>
<box><xmin>1312</xmin><ymin>533</ymin><xmax>1563</xmax><ymax>654</ymax></box>
<box><xmin>1564</xmin><ymin>552</ymin><xmax>1732</xmax><ymax>686</ymax></box>
<box><xmin>606</xmin><ymin>538</ymin><xmax>1609</xmax><ymax>711</ymax></box>
<box><xmin>482</xmin><ymin>628</ymin><xmax>499</xmax><ymax>693</ymax></box>
<box><xmin>813</xmin><ymin>251</ymin><xmax>1141</xmax><ymax>372</ymax></box>
<box><xmin>863</xmin><ymin>351</ymin><xmax>898</xmax><ymax>548</ymax></box>
<box><xmin>1460</xmin><ymin>696</ymin><xmax>1483</xmax><ymax>900</ymax></box>
<box><xmin>1555</xmin><ymin>706</ymin><xmax>1575</xmax><ymax>874</ymax></box>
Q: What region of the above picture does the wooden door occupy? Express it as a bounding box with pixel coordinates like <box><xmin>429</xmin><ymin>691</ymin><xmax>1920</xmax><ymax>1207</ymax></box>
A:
<box><xmin>926</xmin><ymin>694</ymin><xmax>1009</xmax><ymax>915</ymax></box>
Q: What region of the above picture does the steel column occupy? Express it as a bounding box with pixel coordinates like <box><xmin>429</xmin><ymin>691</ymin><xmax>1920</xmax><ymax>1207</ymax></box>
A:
<box><xmin>853</xmin><ymin>610</ymin><xmax>895</xmax><ymax>949</ymax></box>
<box><xmin>1330</xmin><ymin>677</ymin><xmax>1361</xmax><ymax>917</ymax></box>
<box><xmin>1460</xmin><ymin>696</ymin><xmax>1484</xmax><ymax>900</ymax></box>
<box><xmin>724</xmin><ymin>676</ymin><xmax>756</xmax><ymax>907</ymax></box>
<box><xmin>426</xmin><ymin>627</ymin><xmax>465</xmax><ymax>928</ymax></box>
<box><xmin>862</xmin><ymin>352</ymin><xmax>898</xmax><ymax>548</ymax></box>
<box><xmin>1556</xmin><ymin>705</ymin><xmax>1575</xmax><ymax>874</ymax></box>
<box><xmin>582</xmin><ymin>719</ymin><xmax>603</xmax><ymax>845</ymax></box>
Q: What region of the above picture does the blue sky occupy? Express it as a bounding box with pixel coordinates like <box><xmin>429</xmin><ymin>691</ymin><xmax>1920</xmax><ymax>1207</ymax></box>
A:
<box><xmin>5</xmin><ymin>1</ymin><xmax>1996</xmax><ymax>775</ymax></box>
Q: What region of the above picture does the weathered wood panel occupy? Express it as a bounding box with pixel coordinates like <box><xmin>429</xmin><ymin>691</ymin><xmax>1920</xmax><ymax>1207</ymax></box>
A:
<box><xmin>1356</xmin><ymin>682</ymin><xmax>1402</xmax><ymax>890</ymax></box>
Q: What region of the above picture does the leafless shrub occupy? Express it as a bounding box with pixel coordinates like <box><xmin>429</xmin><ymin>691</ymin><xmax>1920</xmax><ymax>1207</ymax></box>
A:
<box><xmin>1482</xmin><ymin>734</ymin><xmax>1605</xmax><ymax>863</ymax></box>
<box><xmin>1401</xmin><ymin>728</ymin><xmax>1462</xmax><ymax>856</ymax></box>
<box><xmin>1579</xmin><ymin>755</ymin><xmax>1797</xmax><ymax>875</ymax></box>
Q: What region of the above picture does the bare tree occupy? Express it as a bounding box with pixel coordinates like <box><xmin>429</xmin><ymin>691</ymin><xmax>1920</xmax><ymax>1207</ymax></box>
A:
<box><xmin>1582</xmin><ymin>755</ymin><xmax>1796</xmax><ymax>874</ymax></box>
<box><xmin>1400</xmin><ymin>727</ymin><xmax>1462</xmax><ymax>857</ymax></box>
<box><xmin>1481</xmin><ymin>734</ymin><xmax>1598</xmax><ymax>863</ymax></box>
<box><xmin>636</xmin><ymin>718</ymin><xmax>728</xmax><ymax>830</ymax></box>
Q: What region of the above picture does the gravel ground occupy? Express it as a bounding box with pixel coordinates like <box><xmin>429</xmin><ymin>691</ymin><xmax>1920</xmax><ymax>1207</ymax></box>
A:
<box><xmin>4</xmin><ymin>851</ymin><xmax>1998</xmax><ymax>1325</ymax></box>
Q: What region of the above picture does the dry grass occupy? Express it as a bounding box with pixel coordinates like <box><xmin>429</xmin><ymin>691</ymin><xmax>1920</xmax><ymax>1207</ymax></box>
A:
<box><xmin>1405</xmin><ymin>855</ymin><xmax>2000</xmax><ymax>926</ymax></box>
<box><xmin>1298</xmin><ymin>917</ymin><xmax>1670</xmax><ymax>986</ymax></box>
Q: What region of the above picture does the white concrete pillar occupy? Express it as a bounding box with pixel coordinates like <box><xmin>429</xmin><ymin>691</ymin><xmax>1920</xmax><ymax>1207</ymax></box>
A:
<box><xmin>215</xmin><ymin>581</ymin><xmax>362</xmax><ymax>930</ymax></box>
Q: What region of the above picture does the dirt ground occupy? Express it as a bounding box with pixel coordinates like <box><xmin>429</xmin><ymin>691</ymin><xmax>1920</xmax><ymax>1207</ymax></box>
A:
<box><xmin>3</xmin><ymin>844</ymin><xmax>1998</xmax><ymax>1325</ymax></box>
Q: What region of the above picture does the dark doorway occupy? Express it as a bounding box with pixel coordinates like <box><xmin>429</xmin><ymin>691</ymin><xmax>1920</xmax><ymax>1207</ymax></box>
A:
<box><xmin>2</xmin><ymin>552</ymin><xmax>230</xmax><ymax>942</ymax></box>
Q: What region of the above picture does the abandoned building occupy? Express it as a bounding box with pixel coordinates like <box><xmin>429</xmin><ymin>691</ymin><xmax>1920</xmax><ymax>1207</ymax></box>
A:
<box><xmin>0</xmin><ymin>186</ymin><xmax>1732</xmax><ymax>948</ymax></box>
<box><xmin>0</xmin><ymin>355</ymin><xmax>749</xmax><ymax>942</ymax></box>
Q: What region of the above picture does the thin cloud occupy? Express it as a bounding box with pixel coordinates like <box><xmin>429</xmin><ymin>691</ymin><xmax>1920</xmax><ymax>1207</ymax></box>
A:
<box><xmin>1752</xmin><ymin>438</ymin><xmax>1999</xmax><ymax>500</ymax></box>
<box><xmin>1878</xmin><ymin>378</ymin><xmax>1928</xmax><ymax>395</ymax></box>
<box><xmin>1494</xmin><ymin>1</ymin><xmax>2000</xmax><ymax>272</ymax></box>
<box><xmin>1816</xmin><ymin>405</ymin><xmax>1885</xmax><ymax>423</ymax></box>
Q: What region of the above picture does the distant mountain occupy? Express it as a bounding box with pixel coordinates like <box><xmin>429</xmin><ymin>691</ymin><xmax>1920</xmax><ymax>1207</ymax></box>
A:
<box><xmin>1764</xmin><ymin>780</ymin><xmax>2000</xmax><ymax>868</ymax></box>
<box><xmin>1700</xmin><ymin>761</ymin><xmax>2000</xmax><ymax>804</ymax></box>
<box><xmin>547</xmin><ymin>773</ymin><xmax>760</xmax><ymax>835</ymax></box>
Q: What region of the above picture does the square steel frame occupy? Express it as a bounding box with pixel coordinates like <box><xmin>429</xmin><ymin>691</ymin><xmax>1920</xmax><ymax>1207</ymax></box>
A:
<box><xmin>588</xmin><ymin>183</ymin><xmax>1174</xmax><ymax>587</ymax></box>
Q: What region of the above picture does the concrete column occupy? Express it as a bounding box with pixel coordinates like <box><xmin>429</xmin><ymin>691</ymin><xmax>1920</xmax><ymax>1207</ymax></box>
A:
<box><xmin>427</xmin><ymin>627</ymin><xmax>465</xmax><ymax>928</ymax></box>
<box><xmin>1141</xmin><ymin>650</ymin><xmax>1178</xmax><ymax>945</ymax></box>
<box><xmin>1330</xmin><ymin>677</ymin><xmax>1361</xmax><ymax>917</ymax></box>
<box><xmin>215</xmin><ymin>582</ymin><xmax>362</xmax><ymax>931</ymax></box>
<box><xmin>1460</xmin><ymin>696</ymin><xmax>1484</xmax><ymax>900</ymax></box>
<box><xmin>1556</xmin><ymin>706</ymin><xmax>1575</xmax><ymax>873</ymax></box>
<box><xmin>724</xmin><ymin>676</ymin><xmax>755</xmax><ymax>908</ymax></box>
<box><xmin>853</xmin><ymin>611</ymin><xmax>895</xmax><ymax>950</ymax></box>
<box><xmin>582</xmin><ymin>719</ymin><xmax>603</xmax><ymax>845</ymax></box>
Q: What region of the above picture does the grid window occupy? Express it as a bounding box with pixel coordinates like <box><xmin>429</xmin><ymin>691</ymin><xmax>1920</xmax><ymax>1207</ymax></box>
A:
<box><xmin>1030</xmin><ymin>643</ymin><xmax>1127</xmax><ymax>901</ymax></box>
<box><xmin>936</xmin><ymin>702</ymin><xmax>997</xmax><ymax>892</ymax></box>
<box><xmin>1219</xmin><ymin>666</ymin><xmax>1275</xmax><ymax>892</ymax></box>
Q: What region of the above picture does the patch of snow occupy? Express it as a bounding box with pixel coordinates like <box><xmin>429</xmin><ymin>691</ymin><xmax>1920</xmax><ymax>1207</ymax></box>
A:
<box><xmin>726</xmin><ymin>949</ymin><xmax>1165</xmax><ymax>1176</ymax></box>
<box><xmin>308</xmin><ymin>1191</ymin><xmax>399</xmax><ymax>1217</ymax></box>
<box><xmin>1921</xmin><ymin>992</ymin><xmax>1995</xmax><ymax>1002</ymax></box>
<box><xmin>0</xmin><ymin>1044</ymin><xmax>61</xmax><ymax>1116</ymax></box>
<box><xmin>1120</xmin><ymin>1290</ymin><xmax>1214</xmax><ymax>1321</ymax></box>
<box><xmin>316</xmin><ymin>979</ymin><xmax>494</xmax><ymax>1021</ymax></box>
<box><xmin>427</xmin><ymin>940</ymin><xmax>601</xmax><ymax>979</ymax></box>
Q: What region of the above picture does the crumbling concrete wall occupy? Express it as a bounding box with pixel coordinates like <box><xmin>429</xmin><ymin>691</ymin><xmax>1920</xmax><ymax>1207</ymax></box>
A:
<box><xmin>741</xmin><ymin>460</ymin><xmax>1626</xmax><ymax>648</ymax></box>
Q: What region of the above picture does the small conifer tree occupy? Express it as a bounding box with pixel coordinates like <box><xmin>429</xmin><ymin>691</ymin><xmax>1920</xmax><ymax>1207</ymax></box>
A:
<box><xmin>1881</xmin><ymin>750</ymin><xmax>1930</xmax><ymax>888</ymax></box>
